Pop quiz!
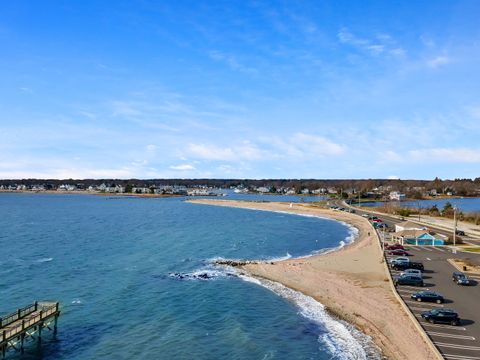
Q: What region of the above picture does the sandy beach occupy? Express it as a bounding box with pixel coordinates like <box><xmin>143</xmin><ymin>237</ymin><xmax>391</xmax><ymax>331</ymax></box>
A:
<box><xmin>188</xmin><ymin>199</ymin><xmax>439</xmax><ymax>360</ymax></box>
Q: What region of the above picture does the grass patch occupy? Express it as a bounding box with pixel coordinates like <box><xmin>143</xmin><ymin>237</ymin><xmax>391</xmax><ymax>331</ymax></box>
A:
<box><xmin>460</xmin><ymin>246</ymin><xmax>480</xmax><ymax>253</ymax></box>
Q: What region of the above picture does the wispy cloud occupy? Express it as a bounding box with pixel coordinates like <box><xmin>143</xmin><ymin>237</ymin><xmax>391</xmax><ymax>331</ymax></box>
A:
<box><xmin>186</xmin><ymin>141</ymin><xmax>263</xmax><ymax>161</ymax></box>
<box><xmin>426</xmin><ymin>55</ymin><xmax>451</xmax><ymax>68</ymax></box>
<box><xmin>208</xmin><ymin>50</ymin><xmax>258</xmax><ymax>74</ymax></box>
<box><xmin>409</xmin><ymin>148</ymin><xmax>480</xmax><ymax>163</ymax></box>
<box><xmin>170</xmin><ymin>164</ymin><xmax>195</xmax><ymax>171</ymax></box>
<box><xmin>337</xmin><ymin>27</ymin><xmax>405</xmax><ymax>58</ymax></box>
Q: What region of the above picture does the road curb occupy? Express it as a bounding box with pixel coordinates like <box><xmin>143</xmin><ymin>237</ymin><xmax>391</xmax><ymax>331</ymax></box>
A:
<box><xmin>372</xmin><ymin>223</ymin><xmax>444</xmax><ymax>360</ymax></box>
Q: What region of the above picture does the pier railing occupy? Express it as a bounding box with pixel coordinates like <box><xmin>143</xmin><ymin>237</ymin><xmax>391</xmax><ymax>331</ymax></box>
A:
<box><xmin>0</xmin><ymin>302</ymin><xmax>59</xmax><ymax>345</ymax></box>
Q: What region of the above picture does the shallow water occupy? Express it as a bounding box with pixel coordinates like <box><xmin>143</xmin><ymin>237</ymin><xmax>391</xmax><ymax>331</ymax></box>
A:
<box><xmin>0</xmin><ymin>194</ymin><xmax>379</xmax><ymax>359</ymax></box>
<box><xmin>361</xmin><ymin>197</ymin><xmax>480</xmax><ymax>212</ymax></box>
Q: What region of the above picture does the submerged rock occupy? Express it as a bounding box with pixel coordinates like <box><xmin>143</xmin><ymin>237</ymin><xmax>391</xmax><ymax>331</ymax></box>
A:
<box><xmin>169</xmin><ymin>271</ymin><xmax>236</xmax><ymax>281</ymax></box>
<box><xmin>213</xmin><ymin>259</ymin><xmax>258</xmax><ymax>267</ymax></box>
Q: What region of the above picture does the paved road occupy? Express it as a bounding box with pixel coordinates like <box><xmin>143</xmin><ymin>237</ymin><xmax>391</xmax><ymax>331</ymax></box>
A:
<box><xmin>328</xmin><ymin>200</ymin><xmax>480</xmax><ymax>359</ymax></box>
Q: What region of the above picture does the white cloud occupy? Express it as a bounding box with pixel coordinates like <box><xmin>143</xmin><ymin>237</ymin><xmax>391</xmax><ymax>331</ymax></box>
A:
<box><xmin>186</xmin><ymin>141</ymin><xmax>262</xmax><ymax>161</ymax></box>
<box><xmin>426</xmin><ymin>55</ymin><xmax>450</xmax><ymax>68</ymax></box>
<box><xmin>145</xmin><ymin>144</ymin><xmax>157</xmax><ymax>153</ymax></box>
<box><xmin>291</xmin><ymin>133</ymin><xmax>346</xmax><ymax>156</ymax></box>
<box><xmin>169</xmin><ymin>164</ymin><xmax>195</xmax><ymax>171</ymax></box>
<box><xmin>408</xmin><ymin>148</ymin><xmax>480</xmax><ymax>163</ymax></box>
<box><xmin>337</xmin><ymin>28</ymin><xmax>407</xmax><ymax>58</ymax></box>
<box><xmin>208</xmin><ymin>50</ymin><xmax>257</xmax><ymax>74</ymax></box>
<box><xmin>185</xmin><ymin>134</ymin><xmax>345</xmax><ymax>164</ymax></box>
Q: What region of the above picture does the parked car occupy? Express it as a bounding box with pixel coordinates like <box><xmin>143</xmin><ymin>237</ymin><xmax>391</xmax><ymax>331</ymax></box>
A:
<box><xmin>401</xmin><ymin>269</ymin><xmax>422</xmax><ymax>278</ymax></box>
<box><xmin>362</xmin><ymin>214</ymin><xmax>370</xmax><ymax>218</ymax></box>
<box><xmin>387</xmin><ymin>249</ymin><xmax>411</xmax><ymax>256</ymax></box>
<box><xmin>452</xmin><ymin>271</ymin><xmax>471</xmax><ymax>285</ymax></box>
<box><xmin>455</xmin><ymin>230</ymin><xmax>465</xmax><ymax>236</ymax></box>
<box><xmin>372</xmin><ymin>219</ymin><xmax>382</xmax><ymax>223</ymax></box>
<box><xmin>385</xmin><ymin>244</ymin><xmax>404</xmax><ymax>250</ymax></box>
<box><xmin>394</xmin><ymin>274</ymin><xmax>424</xmax><ymax>287</ymax></box>
<box><xmin>347</xmin><ymin>209</ymin><xmax>356</xmax><ymax>213</ymax></box>
<box><xmin>377</xmin><ymin>223</ymin><xmax>389</xmax><ymax>229</ymax></box>
<box><xmin>368</xmin><ymin>216</ymin><xmax>378</xmax><ymax>220</ymax></box>
<box><xmin>407</xmin><ymin>261</ymin><xmax>424</xmax><ymax>271</ymax></box>
<box><xmin>411</xmin><ymin>291</ymin><xmax>444</xmax><ymax>304</ymax></box>
<box><xmin>421</xmin><ymin>309</ymin><xmax>460</xmax><ymax>325</ymax></box>
<box><xmin>392</xmin><ymin>261</ymin><xmax>424</xmax><ymax>271</ymax></box>
<box><xmin>390</xmin><ymin>256</ymin><xmax>409</xmax><ymax>264</ymax></box>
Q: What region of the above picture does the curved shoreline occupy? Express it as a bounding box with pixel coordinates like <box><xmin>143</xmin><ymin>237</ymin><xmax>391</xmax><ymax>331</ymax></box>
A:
<box><xmin>187</xmin><ymin>199</ymin><xmax>438</xmax><ymax>360</ymax></box>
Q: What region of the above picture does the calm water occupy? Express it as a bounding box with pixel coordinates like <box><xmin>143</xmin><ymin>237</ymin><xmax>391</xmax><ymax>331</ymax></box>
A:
<box><xmin>0</xmin><ymin>194</ymin><xmax>379</xmax><ymax>359</ymax></box>
<box><xmin>361</xmin><ymin>197</ymin><xmax>480</xmax><ymax>213</ymax></box>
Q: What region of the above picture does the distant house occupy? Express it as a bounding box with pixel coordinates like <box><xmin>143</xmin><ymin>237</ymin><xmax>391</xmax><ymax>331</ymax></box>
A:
<box><xmin>389</xmin><ymin>191</ymin><xmax>406</xmax><ymax>201</ymax></box>
<box><xmin>395</xmin><ymin>221</ymin><xmax>426</xmax><ymax>233</ymax></box>
<box><xmin>393</xmin><ymin>230</ymin><xmax>445</xmax><ymax>246</ymax></box>
<box><xmin>256</xmin><ymin>187</ymin><xmax>270</xmax><ymax>193</ymax></box>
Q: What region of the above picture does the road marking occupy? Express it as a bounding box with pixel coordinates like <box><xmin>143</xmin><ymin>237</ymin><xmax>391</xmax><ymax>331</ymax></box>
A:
<box><xmin>397</xmin><ymin>285</ymin><xmax>425</xmax><ymax>290</ymax></box>
<box><xmin>410</xmin><ymin>306</ymin><xmax>437</xmax><ymax>311</ymax></box>
<box><xmin>420</xmin><ymin>246</ymin><xmax>433</xmax><ymax>252</ymax></box>
<box><xmin>429</xmin><ymin>332</ymin><xmax>475</xmax><ymax>340</ymax></box>
<box><xmin>398</xmin><ymin>288</ymin><xmax>430</xmax><ymax>294</ymax></box>
<box><xmin>435</xmin><ymin>342</ymin><xmax>480</xmax><ymax>351</ymax></box>
<box><xmin>426</xmin><ymin>257</ymin><xmax>431</xmax><ymax>260</ymax></box>
<box><xmin>423</xmin><ymin>323</ymin><xmax>466</xmax><ymax>331</ymax></box>
<box><xmin>444</xmin><ymin>354</ymin><xmax>480</xmax><ymax>360</ymax></box>
<box><xmin>433</xmin><ymin>247</ymin><xmax>446</xmax><ymax>252</ymax></box>
<box><xmin>405</xmin><ymin>300</ymin><xmax>444</xmax><ymax>307</ymax></box>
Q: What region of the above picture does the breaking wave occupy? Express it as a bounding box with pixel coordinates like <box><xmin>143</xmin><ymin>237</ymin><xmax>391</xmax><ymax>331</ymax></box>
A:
<box><xmin>238</xmin><ymin>275</ymin><xmax>381</xmax><ymax>360</ymax></box>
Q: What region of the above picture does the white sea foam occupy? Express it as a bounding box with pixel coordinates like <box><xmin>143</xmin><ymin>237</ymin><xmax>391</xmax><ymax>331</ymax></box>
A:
<box><xmin>239</xmin><ymin>276</ymin><xmax>381</xmax><ymax>360</ymax></box>
<box><xmin>36</xmin><ymin>257</ymin><xmax>53</xmax><ymax>263</ymax></box>
<box><xmin>170</xmin><ymin>266</ymin><xmax>238</xmax><ymax>281</ymax></box>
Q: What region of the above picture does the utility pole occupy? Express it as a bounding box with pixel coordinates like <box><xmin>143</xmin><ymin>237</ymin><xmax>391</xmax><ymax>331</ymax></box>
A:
<box><xmin>453</xmin><ymin>206</ymin><xmax>457</xmax><ymax>247</ymax></box>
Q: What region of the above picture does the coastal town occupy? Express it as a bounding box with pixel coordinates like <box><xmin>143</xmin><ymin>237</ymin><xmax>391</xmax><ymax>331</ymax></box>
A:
<box><xmin>1</xmin><ymin>178</ymin><xmax>480</xmax><ymax>199</ymax></box>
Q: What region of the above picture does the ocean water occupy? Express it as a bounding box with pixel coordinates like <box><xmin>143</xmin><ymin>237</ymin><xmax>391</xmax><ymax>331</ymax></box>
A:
<box><xmin>0</xmin><ymin>194</ymin><xmax>379</xmax><ymax>359</ymax></box>
<box><xmin>361</xmin><ymin>197</ymin><xmax>480</xmax><ymax>213</ymax></box>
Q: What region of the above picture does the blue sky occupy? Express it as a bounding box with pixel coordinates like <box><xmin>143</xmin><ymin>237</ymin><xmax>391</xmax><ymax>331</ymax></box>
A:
<box><xmin>1</xmin><ymin>1</ymin><xmax>480</xmax><ymax>179</ymax></box>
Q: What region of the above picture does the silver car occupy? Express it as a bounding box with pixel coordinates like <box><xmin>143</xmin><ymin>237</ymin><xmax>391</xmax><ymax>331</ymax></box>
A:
<box><xmin>401</xmin><ymin>269</ymin><xmax>422</xmax><ymax>278</ymax></box>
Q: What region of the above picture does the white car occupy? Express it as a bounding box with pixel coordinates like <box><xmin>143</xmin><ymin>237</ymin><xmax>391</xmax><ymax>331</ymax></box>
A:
<box><xmin>401</xmin><ymin>269</ymin><xmax>422</xmax><ymax>278</ymax></box>
<box><xmin>390</xmin><ymin>256</ymin><xmax>409</xmax><ymax>264</ymax></box>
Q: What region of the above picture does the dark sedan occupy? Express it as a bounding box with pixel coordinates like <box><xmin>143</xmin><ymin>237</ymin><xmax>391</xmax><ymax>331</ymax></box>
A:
<box><xmin>421</xmin><ymin>309</ymin><xmax>460</xmax><ymax>326</ymax></box>
<box><xmin>453</xmin><ymin>271</ymin><xmax>471</xmax><ymax>285</ymax></box>
<box><xmin>394</xmin><ymin>274</ymin><xmax>424</xmax><ymax>287</ymax></box>
<box><xmin>392</xmin><ymin>261</ymin><xmax>424</xmax><ymax>271</ymax></box>
<box><xmin>411</xmin><ymin>291</ymin><xmax>444</xmax><ymax>304</ymax></box>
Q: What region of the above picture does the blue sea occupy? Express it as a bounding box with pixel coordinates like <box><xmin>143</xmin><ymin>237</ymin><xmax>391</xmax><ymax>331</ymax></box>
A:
<box><xmin>361</xmin><ymin>197</ymin><xmax>480</xmax><ymax>213</ymax></box>
<box><xmin>0</xmin><ymin>193</ymin><xmax>380</xmax><ymax>360</ymax></box>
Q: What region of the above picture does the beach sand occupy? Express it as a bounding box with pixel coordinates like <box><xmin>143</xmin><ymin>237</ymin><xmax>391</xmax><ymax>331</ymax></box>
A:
<box><xmin>188</xmin><ymin>199</ymin><xmax>438</xmax><ymax>360</ymax></box>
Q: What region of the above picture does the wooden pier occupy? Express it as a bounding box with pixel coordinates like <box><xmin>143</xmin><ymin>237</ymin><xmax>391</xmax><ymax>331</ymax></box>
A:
<box><xmin>0</xmin><ymin>302</ymin><xmax>60</xmax><ymax>359</ymax></box>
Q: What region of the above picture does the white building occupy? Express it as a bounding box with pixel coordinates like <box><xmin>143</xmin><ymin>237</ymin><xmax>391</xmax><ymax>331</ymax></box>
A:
<box><xmin>395</xmin><ymin>220</ymin><xmax>426</xmax><ymax>233</ymax></box>
<box><xmin>389</xmin><ymin>191</ymin><xmax>406</xmax><ymax>201</ymax></box>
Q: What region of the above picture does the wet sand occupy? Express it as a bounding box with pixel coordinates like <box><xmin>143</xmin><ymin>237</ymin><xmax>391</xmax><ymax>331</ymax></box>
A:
<box><xmin>188</xmin><ymin>199</ymin><xmax>439</xmax><ymax>360</ymax></box>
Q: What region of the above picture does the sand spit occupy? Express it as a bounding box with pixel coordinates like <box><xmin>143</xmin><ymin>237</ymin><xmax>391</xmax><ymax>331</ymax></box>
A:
<box><xmin>187</xmin><ymin>199</ymin><xmax>438</xmax><ymax>360</ymax></box>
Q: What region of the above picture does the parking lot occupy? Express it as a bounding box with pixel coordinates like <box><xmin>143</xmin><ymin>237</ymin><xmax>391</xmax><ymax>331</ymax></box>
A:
<box><xmin>329</xmin><ymin>200</ymin><xmax>480</xmax><ymax>359</ymax></box>
<box><xmin>384</xmin><ymin>244</ymin><xmax>480</xmax><ymax>360</ymax></box>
